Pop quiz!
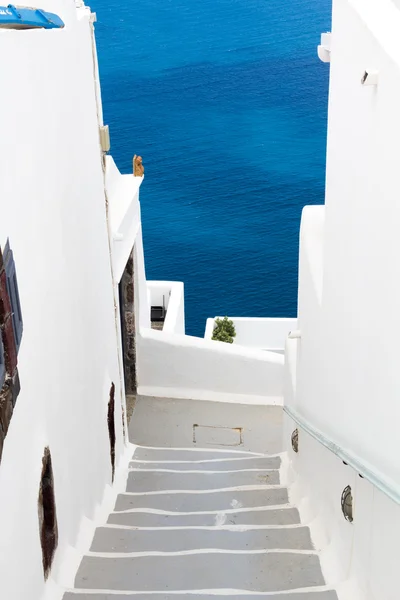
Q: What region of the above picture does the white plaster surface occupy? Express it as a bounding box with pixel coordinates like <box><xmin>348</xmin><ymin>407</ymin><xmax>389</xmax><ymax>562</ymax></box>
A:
<box><xmin>318</xmin><ymin>32</ymin><xmax>331</xmax><ymax>63</ymax></box>
<box><xmin>283</xmin><ymin>412</ymin><xmax>400</xmax><ymax>600</ymax></box>
<box><xmin>105</xmin><ymin>155</ymin><xmax>143</xmax><ymax>283</ymax></box>
<box><xmin>147</xmin><ymin>280</ymin><xmax>185</xmax><ymax>334</ymax></box>
<box><xmin>294</xmin><ymin>0</ymin><xmax>400</xmax><ymax>490</ymax></box>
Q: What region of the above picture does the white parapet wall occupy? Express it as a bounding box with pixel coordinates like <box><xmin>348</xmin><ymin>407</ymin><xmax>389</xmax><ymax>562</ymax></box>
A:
<box><xmin>205</xmin><ymin>316</ymin><xmax>297</xmax><ymax>352</ymax></box>
<box><xmin>134</xmin><ymin>249</ymin><xmax>284</xmax><ymax>404</ymax></box>
<box><xmin>136</xmin><ymin>234</ymin><xmax>284</xmax><ymax>406</ymax></box>
<box><xmin>105</xmin><ymin>155</ymin><xmax>143</xmax><ymax>283</ymax></box>
<box><xmin>147</xmin><ymin>280</ymin><xmax>185</xmax><ymax>335</ymax></box>
<box><xmin>137</xmin><ymin>327</ymin><xmax>284</xmax><ymax>405</ymax></box>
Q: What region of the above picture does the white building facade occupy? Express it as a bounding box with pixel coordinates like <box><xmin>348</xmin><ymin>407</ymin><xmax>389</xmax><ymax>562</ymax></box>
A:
<box><xmin>284</xmin><ymin>2</ymin><xmax>400</xmax><ymax>599</ymax></box>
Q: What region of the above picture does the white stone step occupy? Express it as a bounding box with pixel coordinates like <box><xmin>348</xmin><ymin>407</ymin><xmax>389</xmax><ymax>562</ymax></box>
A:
<box><xmin>114</xmin><ymin>487</ymin><xmax>289</xmax><ymax>512</ymax></box>
<box><xmin>89</xmin><ymin>525</ymin><xmax>313</xmax><ymax>553</ymax></box>
<box><xmin>73</xmin><ymin>552</ymin><xmax>326</xmax><ymax>592</ymax></box>
<box><xmin>126</xmin><ymin>469</ymin><xmax>280</xmax><ymax>492</ymax></box>
<box><xmin>133</xmin><ymin>448</ymin><xmax>273</xmax><ymax>461</ymax></box>
<box><xmin>107</xmin><ymin>506</ymin><xmax>300</xmax><ymax>527</ymax></box>
<box><xmin>130</xmin><ymin>456</ymin><xmax>281</xmax><ymax>471</ymax></box>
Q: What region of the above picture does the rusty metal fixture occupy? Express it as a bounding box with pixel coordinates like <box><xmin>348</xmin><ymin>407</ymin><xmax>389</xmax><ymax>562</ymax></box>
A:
<box><xmin>133</xmin><ymin>154</ymin><xmax>144</xmax><ymax>177</ymax></box>
<box><xmin>108</xmin><ymin>383</ymin><xmax>116</xmax><ymax>482</ymax></box>
<box><xmin>38</xmin><ymin>447</ymin><xmax>58</xmax><ymax>579</ymax></box>
<box><xmin>341</xmin><ymin>485</ymin><xmax>353</xmax><ymax>522</ymax></box>
<box><xmin>291</xmin><ymin>428</ymin><xmax>299</xmax><ymax>453</ymax></box>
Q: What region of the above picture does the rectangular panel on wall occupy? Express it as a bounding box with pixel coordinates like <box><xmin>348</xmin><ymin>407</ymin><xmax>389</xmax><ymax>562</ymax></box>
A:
<box><xmin>3</xmin><ymin>241</ymin><xmax>23</xmax><ymax>350</ymax></box>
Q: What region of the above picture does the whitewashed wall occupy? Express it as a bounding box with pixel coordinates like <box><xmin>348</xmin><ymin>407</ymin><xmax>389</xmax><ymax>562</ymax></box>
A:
<box><xmin>147</xmin><ymin>281</ymin><xmax>171</xmax><ymax>310</ymax></box>
<box><xmin>147</xmin><ymin>280</ymin><xmax>185</xmax><ymax>334</ymax></box>
<box><xmin>0</xmin><ymin>4</ymin><xmax>130</xmax><ymax>600</ymax></box>
<box><xmin>105</xmin><ymin>155</ymin><xmax>143</xmax><ymax>283</ymax></box>
<box><xmin>283</xmin><ymin>412</ymin><xmax>400</xmax><ymax>600</ymax></box>
<box><xmin>135</xmin><ymin>252</ymin><xmax>283</xmax><ymax>404</ymax></box>
<box><xmin>308</xmin><ymin>0</ymin><xmax>400</xmax><ymax>490</ymax></box>
<box><xmin>163</xmin><ymin>283</ymin><xmax>185</xmax><ymax>334</ymax></box>
<box><xmin>285</xmin><ymin>0</ymin><xmax>400</xmax><ymax>597</ymax></box>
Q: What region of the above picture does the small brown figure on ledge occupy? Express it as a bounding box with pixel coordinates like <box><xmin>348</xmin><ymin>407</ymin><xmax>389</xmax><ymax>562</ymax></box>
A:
<box><xmin>133</xmin><ymin>155</ymin><xmax>144</xmax><ymax>177</ymax></box>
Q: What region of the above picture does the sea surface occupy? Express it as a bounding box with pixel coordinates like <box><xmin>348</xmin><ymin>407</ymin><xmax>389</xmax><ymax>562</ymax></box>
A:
<box><xmin>90</xmin><ymin>0</ymin><xmax>332</xmax><ymax>336</ymax></box>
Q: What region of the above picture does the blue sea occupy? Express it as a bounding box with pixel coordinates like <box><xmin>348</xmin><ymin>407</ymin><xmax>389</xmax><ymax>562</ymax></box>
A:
<box><xmin>91</xmin><ymin>0</ymin><xmax>332</xmax><ymax>336</ymax></box>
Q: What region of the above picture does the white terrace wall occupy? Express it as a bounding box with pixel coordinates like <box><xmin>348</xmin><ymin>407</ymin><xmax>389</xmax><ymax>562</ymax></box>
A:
<box><xmin>0</xmin><ymin>4</ymin><xmax>129</xmax><ymax>600</ymax></box>
<box><xmin>137</xmin><ymin>328</ymin><xmax>284</xmax><ymax>405</ymax></box>
<box><xmin>147</xmin><ymin>281</ymin><xmax>185</xmax><ymax>334</ymax></box>
<box><xmin>205</xmin><ymin>317</ymin><xmax>297</xmax><ymax>351</ymax></box>
<box><xmin>134</xmin><ymin>243</ymin><xmax>284</xmax><ymax>403</ymax></box>
<box><xmin>285</xmin><ymin>1</ymin><xmax>400</xmax><ymax>598</ymax></box>
<box><xmin>132</xmin><ymin>229</ymin><xmax>283</xmax><ymax>403</ymax></box>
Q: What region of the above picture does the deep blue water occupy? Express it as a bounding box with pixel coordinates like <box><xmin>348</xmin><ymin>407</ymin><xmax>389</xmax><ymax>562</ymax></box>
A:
<box><xmin>90</xmin><ymin>0</ymin><xmax>331</xmax><ymax>336</ymax></box>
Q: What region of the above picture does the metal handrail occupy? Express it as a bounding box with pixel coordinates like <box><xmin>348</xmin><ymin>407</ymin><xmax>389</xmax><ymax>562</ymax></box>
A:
<box><xmin>284</xmin><ymin>404</ymin><xmax>400</xmax><ymax>506</ymax></box>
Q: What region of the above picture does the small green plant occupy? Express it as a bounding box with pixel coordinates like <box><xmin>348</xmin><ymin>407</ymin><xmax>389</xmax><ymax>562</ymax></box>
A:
<box><xmin>212</xmin><ymin>316</ymin><xmax>236</xmax><ymax>344</ymax></box>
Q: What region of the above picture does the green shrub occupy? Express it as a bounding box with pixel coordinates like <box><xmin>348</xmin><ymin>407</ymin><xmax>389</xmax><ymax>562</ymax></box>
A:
<box><xmin>212</xmin><ymin>316</ymin><xmax>236</xmax><ymax>344</ymax></box>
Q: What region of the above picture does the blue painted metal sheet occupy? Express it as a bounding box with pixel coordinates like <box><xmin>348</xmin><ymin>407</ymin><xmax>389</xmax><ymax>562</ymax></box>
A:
<box><xmin>0</xmin><ymin>4</ymin><xmax>64</xmax><ymax>29</ymax></box>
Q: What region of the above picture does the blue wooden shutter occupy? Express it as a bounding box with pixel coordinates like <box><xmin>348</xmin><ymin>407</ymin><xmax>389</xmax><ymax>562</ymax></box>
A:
<box><xmin>3</xmin><ymin>241</ymin><xmax>23</xmax><ymax>350</ymax></box>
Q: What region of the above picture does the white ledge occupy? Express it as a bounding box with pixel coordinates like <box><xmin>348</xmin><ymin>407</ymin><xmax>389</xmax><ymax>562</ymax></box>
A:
<box><xmin>205</xmin><ymin>317</ymin><xmax>296</xmax><ymax>352</ymax></box>
<box><xmin>105</xmin><ymin>155</ymin><xmax>143</xmax><ymax>282</ymax></box>
<box><xmin>147</xmin><ymin>280</ymin><xmax>185</xmax><ymax>334</ymax></box>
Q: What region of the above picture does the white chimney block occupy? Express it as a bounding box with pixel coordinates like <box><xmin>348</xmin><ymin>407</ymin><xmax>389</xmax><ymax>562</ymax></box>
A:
<box><xmin>361</xmin><ymin>70</ymin><xmax>379</xmax><ymax>86</ymax></box>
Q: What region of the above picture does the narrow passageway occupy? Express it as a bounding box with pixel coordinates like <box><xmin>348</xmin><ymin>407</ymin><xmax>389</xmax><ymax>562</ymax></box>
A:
<box><xmin>64</xmin><ymin>397</ymin><xmax>337</xmax><ymax>599</ymax></box>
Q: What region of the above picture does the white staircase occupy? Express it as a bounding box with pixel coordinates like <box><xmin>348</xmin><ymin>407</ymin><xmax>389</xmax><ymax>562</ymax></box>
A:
<box><xmin>63</xmin><ymin>397</ymin><xmax>338</xmax><ymax>600</ymax></box>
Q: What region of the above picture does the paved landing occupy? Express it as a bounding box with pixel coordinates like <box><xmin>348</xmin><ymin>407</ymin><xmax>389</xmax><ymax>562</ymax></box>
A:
<box><xmin>64</xmin><ymin>397</ymin><xmax>337</xmax><ymax>600</ymax></box>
